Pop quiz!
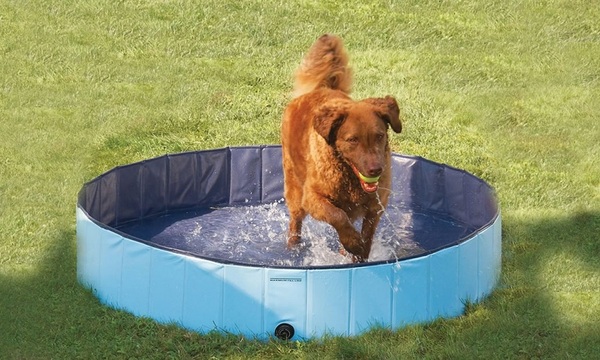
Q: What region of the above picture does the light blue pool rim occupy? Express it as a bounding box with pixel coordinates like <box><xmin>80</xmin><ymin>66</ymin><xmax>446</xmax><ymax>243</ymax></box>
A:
<box><xmin>76</xmin><ymin>145</ymin><xmax>501</xmax><ymax>340</ymax></box>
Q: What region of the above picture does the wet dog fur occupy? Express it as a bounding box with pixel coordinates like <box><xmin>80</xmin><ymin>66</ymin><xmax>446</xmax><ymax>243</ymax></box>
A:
<box><xmin>281</xmin><ymin>34</ymin><xmax>402</xmax><ymax>262</ymax></box>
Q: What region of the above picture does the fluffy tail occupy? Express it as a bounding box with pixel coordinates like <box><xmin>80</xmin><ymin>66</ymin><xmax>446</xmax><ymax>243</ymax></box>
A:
<box><xmin>292</xmin><ymin>34</ymin><xmax>352</xmax><ymax>98</ymax></box>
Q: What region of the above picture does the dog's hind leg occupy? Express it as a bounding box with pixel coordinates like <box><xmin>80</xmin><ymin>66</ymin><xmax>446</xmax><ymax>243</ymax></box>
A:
<box><xmin>284</xmin><ymin>177</ymin><xmax>306</xmax><ymax>248</ymax></box>
<box><xmin>287</xmin><ymin>208</ymin><xmax>306</xmax><ymax>248</ymax></box>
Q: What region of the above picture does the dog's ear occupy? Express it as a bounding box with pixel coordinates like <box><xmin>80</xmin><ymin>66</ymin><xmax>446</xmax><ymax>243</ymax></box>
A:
<box><xmin>364</xmin><ymin>96</ymin><xmax>402</xmax><ymax>133</ymax></box>
<box><xmin>314</xmin><ymin>100</ymin><xmax>350</xmax><ymax>145</ymax></box>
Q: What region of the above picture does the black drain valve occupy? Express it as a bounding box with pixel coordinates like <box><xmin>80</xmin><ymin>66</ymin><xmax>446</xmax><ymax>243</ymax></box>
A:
<box><xmin>274</xmin><ymin>323</ymin><xmax>295</xmax><ymax>340</ymax></box>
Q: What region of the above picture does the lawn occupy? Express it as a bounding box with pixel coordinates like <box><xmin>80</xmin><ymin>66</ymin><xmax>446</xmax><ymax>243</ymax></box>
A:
<box><xmin>1</xmin><ymin>0</ymin><xmax>598</xmax><ymax>358</ymax></box>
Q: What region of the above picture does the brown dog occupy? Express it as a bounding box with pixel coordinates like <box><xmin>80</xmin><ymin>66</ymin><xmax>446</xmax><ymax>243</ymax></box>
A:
<box><xmin>281</xmin><ymin>34</ymin><xmax>402</xmax><ymax>262</ymax></box>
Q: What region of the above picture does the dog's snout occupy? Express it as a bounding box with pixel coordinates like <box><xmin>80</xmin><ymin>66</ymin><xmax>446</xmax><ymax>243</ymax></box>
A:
<box><xmin>367</xmin><ymin>166</ymin><xmax>383</xmax><ymax>177</ymax></box>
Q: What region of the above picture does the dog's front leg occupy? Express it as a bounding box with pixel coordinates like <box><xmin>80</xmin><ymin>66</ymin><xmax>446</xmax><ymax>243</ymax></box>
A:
<box><xmin>359</xmin><ymin>209</ymin><xmax>382</xmax><ymax>260</ymax></box>
<box><xmin>303</xmin><ymin>194</ymin><xmax>368</xmax><ymax>260</ymax></box>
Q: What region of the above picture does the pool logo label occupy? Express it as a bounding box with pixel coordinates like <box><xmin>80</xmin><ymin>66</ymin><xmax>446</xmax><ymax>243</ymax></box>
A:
<box><xmin>269</xmin><ymin>277</ymin><xmax>303</xmax><ymax>283</ymax></box>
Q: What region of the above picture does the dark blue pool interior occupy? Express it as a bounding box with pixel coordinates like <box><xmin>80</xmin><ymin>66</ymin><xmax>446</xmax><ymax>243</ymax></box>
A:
<box><xmin>78</xmin><ymin>146</ymin><xmax>498</xmax><ymax>267</ymax></box>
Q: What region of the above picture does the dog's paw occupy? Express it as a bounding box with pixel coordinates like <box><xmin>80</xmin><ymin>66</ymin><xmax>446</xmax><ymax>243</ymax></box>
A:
<box><xmin>339</xmin><ymin>247</ymin><xmax>366</xmax><ymax>263</ymax></box>
<box><xmin>286</xmin><ymin>233</ymin><xmax>302</xmax><ymax>249</ymax></box>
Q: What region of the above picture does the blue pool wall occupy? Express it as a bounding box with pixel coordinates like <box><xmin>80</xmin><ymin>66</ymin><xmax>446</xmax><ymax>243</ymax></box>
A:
<box><xmin>76</xmin><ymin>146</ymin><xmax>501</xmax><ymax>340</ymax></box>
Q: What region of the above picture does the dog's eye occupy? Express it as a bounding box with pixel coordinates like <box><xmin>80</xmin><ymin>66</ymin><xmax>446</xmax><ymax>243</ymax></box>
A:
<box><xmin>376</xmin><ymin>133</ymin><xmax>385</xmax><ymax>142</ymax></box>
<box><xmin>346</xmin><ymin>136</ymin><xmax>359</xmax><ymax>144</ymax></box>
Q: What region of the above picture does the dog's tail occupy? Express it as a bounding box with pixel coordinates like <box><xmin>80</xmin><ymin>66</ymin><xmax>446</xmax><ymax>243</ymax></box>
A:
<box><xmin>292</xmin><ymin>34</ymin><xmax>352</xmax><ymax>98</ymax></box>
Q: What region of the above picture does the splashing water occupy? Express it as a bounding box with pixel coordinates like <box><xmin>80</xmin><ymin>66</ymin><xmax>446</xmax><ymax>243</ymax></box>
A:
<box><xmin>118</xmin><ymin>195</ymin><xmax>474</xmax><ymax>268</ymax></box>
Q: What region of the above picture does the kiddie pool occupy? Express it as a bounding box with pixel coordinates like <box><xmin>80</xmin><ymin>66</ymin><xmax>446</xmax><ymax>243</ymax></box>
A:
<box><xmin>76</xmin><ymin>145</ymin><xmax>501</xmax><ymax>340</ymax></box>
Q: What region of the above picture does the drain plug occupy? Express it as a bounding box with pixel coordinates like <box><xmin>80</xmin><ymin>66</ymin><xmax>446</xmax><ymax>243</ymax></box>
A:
<box><xmin>274</xmin><ymin>323</ymin><xmax>295</xmax><ymax>340</ymax></box>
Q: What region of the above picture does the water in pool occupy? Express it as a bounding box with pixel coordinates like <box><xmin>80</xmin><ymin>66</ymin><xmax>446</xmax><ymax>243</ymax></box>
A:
<box><xmin>116</xmin><ymin>199</ymin><xmax>474</xmax><ymax>267</ymax></box>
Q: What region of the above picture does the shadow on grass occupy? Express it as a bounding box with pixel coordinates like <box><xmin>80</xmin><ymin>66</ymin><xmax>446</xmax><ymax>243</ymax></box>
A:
<box><xmin>316</xmin><ymin>211</ymin><xmax>600</xmax><ymax>359</ymax></box>
<box><xmin>0</xmin><ymin>229</ymin><xmax>230</xmax><ymax>359</ymax></box>
<box><xmin>0</xmin><ymin>229</ymin><xmax>112</xmax><ymax>358</ymax></box>
<box><xmin>403</xmin><ymin>210</ymin><xmax>600</xmax><ymax>359</ymax></box>
<box><xmin>0</xmin><ymin>212</ymin><xmax>598</xmax><ymax>359</ymax></box>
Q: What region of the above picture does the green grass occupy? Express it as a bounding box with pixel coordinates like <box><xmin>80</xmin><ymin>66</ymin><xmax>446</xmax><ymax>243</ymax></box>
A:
<box><xmin>1</xmin><ymin>0</ymin><xmax>598</xmax><ymax>358</ymax></box>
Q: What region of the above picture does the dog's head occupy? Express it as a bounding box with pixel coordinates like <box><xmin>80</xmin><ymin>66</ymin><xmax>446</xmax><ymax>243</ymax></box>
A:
<box><xmin>314</xmin><ymin>96</ymin><xmax>402</xmax><ymax>193</ymax></box>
